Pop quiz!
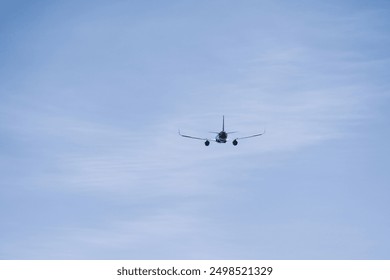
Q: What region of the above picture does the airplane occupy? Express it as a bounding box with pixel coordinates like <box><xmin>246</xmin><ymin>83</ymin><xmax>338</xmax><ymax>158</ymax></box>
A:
<box><xmin>178</xmin><ymin>116</ymin><xmax>265</xmax><ymax>146</ymax></box>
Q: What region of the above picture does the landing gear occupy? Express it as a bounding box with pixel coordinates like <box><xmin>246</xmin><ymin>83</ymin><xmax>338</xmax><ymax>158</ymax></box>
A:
<box><xmin>232</xmin><ymin>139</ymin><xmax>238</xmax><ymax>146</ymax></box>
<box><xmin>204</xmin><ymin>140</ymin><xmax>210</xmax><ymax>146</ymax></box>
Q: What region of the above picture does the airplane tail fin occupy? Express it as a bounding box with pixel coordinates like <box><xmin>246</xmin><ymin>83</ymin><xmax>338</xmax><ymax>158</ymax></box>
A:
<box><xmin>222</xmin><ymin>115</ymin><xmax>225</xmax><ymax>131</ymax></box>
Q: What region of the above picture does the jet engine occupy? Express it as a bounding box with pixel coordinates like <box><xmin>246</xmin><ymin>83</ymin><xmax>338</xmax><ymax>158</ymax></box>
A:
<box><xmin>204</xmin><ymin>140</ymin><xmax>210</xmax><ymax>146</ymax></box>
<box><xmin>232</xmin><ymin>139</ymin><xmax>238</xmax><ymax>146</ymax></box>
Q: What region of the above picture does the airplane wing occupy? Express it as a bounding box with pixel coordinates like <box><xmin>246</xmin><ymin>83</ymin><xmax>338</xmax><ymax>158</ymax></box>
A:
<box><xmin>178</xmin><ymin>130</ymin><xmax>213</xmax><ymax>141</ymax></box>
<box><xmin>234</xmin><ymin>130</ymin><xmax>265</xmax><ymax>140</ymax></box>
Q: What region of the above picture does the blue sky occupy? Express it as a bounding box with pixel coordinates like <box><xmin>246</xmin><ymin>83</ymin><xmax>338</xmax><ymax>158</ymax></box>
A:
<box><xmin>1</xmin><ymin>0</ymin><xmax>389</xmax><ymax>259</ymax></box>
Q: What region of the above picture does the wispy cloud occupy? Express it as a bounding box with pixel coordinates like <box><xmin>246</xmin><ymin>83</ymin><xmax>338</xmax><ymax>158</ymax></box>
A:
<box><xmin>1</xmin><ymin>0</ymin><xmax>389</xmax><ymax>259</ymax></box>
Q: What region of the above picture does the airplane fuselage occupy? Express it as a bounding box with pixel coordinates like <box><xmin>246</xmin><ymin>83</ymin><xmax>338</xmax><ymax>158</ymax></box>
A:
<box><xmin>216</xmin><ymin>131</ymin><xmax>228</xmax><ymax>143</ymax></box>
